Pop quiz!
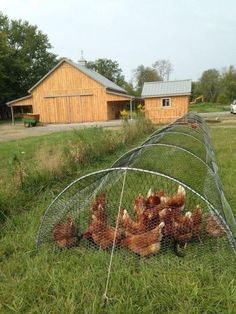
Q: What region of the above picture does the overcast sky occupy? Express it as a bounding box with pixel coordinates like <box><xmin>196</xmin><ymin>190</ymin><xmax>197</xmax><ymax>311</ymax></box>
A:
<box><xmin>1</xmin><ymin>0</ymin><xmax>236</xmax><ymax>82</ymax></box>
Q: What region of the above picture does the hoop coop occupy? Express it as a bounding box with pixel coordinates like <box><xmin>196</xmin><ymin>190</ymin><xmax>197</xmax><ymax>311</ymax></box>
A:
<box><xmin>36</xmin><ymin>112</ymin><xmax>236</xmax><ymax>272</ymax></box>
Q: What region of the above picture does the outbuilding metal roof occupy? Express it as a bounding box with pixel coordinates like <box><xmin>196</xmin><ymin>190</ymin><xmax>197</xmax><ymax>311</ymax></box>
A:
<box><xmin>29</xmin><ymin>58</ymin><xmax>127</xmax><ymax>94</ymax></box>
<box><xmin>141</xmin><ymin>79</ymin><xmax>192</xmax><ymax>98</ymax></box>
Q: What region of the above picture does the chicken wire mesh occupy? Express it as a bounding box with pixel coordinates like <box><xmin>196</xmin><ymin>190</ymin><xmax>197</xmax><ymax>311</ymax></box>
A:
<box><xmin>35</xmin><ymin>112</ymin><xmax>236</xmax><ymax>303</ymax></box>
<box><xmin>36</xmin><ymin>113</ymin><xmax>236</xmax><ymax>260</ymax></box>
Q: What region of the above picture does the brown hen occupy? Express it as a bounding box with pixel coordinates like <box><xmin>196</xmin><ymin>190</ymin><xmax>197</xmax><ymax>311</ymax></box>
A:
<box><xmin>146</xmin><ymin>189</ymin><xmax>161</xmax><ymax>208</ymax></box>
<box><xmin>121</xmin><ymin>222</ymin><xmax>165</xmax><ymax>256</ymax></box>
<box><xmin>165</xmin><ymin>185</ymin><xmax>186</xmax><ymax>210</ymax></box>
<box><xmin>191</xmin><ymin>205</ymin><xmax>203</xmax><ymax>236</ymax></box>
<box><xmin>52</xmin><ymin>217</ymin><xmax>78</xmax><ymax>248</ymax></box>
<box><xmin>84</xmin><ymin>193</ymin><xmax>122</xmax><ymax>249</ymax></box>
<box><xmin>206</xmin><ymin>214</ymin><xmax>225</xmax><ymax>237</ymax></box>
<box><xmin>119</xmin><ymin>195</ymin><xmax>156</xmax><ymax>235</ymax></box>
<box><xmin>133</xmin><ymin>195</ymin><xmax>145</xmax><ymax>220</ymax></box>
<box><xmin>88</xmin><ymin>214</ymin><xmax>122</xmax><ymax>249</ymax></box>
<box><xmin>120</xmin><ymin>205</ymin><xmax>160</xmax><ymax>235</ymax></box>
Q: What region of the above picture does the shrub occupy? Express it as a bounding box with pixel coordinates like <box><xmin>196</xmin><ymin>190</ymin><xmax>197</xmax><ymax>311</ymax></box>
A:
<box><xmin>120</xmin><ymin>109</ymin><xmax>129</xmax><ymax>121</ymax></box>
<box><xmin>217</xmin><ymin>94</ymin><xmax>228</xmax><ymax>105</ymax></box>
<box><xmin>121</xmin><ymin>114</ymin><xmax>155</xmax><ymax>143</ymax></box>
<box><xmin>67</xmin><ymin>127</ymin><xmax>123</xmax><ymax>166</ymax></box>
<box><xmin>137</xmin><ymin>103</ymin><xmax>145</xmax><ymax>118</ymax></box>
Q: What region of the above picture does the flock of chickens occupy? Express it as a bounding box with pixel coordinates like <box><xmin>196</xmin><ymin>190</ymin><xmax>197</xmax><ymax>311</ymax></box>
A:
<box><xmin>52</xmin><ymin>186</ymin><xmax>225</xmax><ymax>257</ymax></box>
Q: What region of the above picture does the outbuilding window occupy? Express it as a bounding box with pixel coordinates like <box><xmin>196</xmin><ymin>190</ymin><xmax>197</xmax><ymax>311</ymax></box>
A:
<box><xmin>161</xmin><ymin>98</ymin><xmax>171</xmax><ymax>107</ymax></box>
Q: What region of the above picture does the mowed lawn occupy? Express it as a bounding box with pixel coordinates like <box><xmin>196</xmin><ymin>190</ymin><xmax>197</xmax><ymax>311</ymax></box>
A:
<box><xmin>189</xmin><ymin>102</ymin><xmax>230</xmax><ymax>113</ymax></box>
<box><xmin>0</xmin><ymin>124</ymin><xmax>236</xmax><ymax>314</ymax></box>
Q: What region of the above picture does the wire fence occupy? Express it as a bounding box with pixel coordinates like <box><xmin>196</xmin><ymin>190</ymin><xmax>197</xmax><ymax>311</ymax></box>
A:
<box><xmin>36</xmin><ymin>112</ymin><xmax>236</xmax><ymax>256</ymax></box>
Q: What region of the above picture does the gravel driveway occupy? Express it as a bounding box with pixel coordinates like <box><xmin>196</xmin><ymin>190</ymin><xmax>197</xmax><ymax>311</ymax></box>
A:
<box><xmin>0</xmin><ymin>120</ymin><xmax>123</xmax><ymax>142</ymax></box>
<box><xmin>0</xmin><ymin>112</ymin><xmax>236</xmax><ymax>142</ymax></box>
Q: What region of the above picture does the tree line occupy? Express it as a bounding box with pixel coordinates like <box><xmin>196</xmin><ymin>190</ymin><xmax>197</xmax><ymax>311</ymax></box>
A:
<box><xmin>0</xmin><ymin>12</ymin><xmax>59</xmax><ymax>118</ymax></box>
<box><xmin>192</xmin><ymin>67</ymin><xmax>236</xmax><ymax>104</ymax></box>
<box><xmin>0</xmin><ymin>12</ymin><xmax>235</xmax><ymax>119</ymax></box>
<box><xmin>86</xmin><ymin>59</ymin><xmax>173</xmax><ymax>96</ymax></box>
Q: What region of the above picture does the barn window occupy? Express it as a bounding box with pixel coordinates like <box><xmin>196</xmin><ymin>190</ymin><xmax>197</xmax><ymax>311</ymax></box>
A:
<box><xmin>161</xmin><ymin>98</ymin><xmax>171</xmax><ymax>107</ymax></box>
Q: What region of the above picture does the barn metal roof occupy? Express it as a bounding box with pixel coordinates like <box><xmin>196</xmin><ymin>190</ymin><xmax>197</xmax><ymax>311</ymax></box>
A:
<box><xmin>28</xmin><ymin>58</ymin><xmax>127</xmax><ymax>94</ymax></box>
<box><xmin>141</xmin><ymin>79</ymin><xmax>192</xmax><ymax>98</ymax></box>
<box><xmin>70</xmin><ymin>60</ymin><xmax>127</xmax><ymax>94</ymax></box>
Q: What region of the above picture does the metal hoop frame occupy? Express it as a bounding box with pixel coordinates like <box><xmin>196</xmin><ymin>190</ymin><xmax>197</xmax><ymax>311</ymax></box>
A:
<box><xmin>36</xmin><ymin>167</ymin><xmax>236</xmax><ymax>251</ymax></box>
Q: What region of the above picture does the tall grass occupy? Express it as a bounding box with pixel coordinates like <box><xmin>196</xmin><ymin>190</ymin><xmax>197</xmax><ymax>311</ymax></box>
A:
<box><xmin>121</xmin><ymin>116</ymin><xmax>155</xmax><ymax>143</ymax></box>
<box><xmin>0</xmin><ymin>118</ymin><xmax>154</xmax><ymax>222</ymax></box>
<box><xmin>1</xmin><ymin>123</ymin><xmax>235</xmax><ymax>314</ymax></box>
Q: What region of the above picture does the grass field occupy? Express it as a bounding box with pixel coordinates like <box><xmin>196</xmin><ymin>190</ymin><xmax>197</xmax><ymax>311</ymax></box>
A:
<box><xmin>0</xmin><ymin>122</ymin><xmax>236</xmax><ymax>313</ymax></box>
<box><xmin>189</xmin><ymin>102</ymin><xmax>230</xmax><ymax>113</ymax></box>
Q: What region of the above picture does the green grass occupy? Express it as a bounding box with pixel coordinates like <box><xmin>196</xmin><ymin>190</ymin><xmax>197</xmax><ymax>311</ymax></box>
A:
<box><xmin>210</xmin><ymin>126</ymin><xmax>236</xmax><ymax>214</ymax></box>
<box><xmin>189</xmin><ymin>102</ymin><xmax>230</xmax><ymax>113</ymax></box>
<box><xmin>0</xmin><ymin>123</ymin><xmax>236</xmax><ymax>313</ymax></box>
<box><xmin>0</xmin><ymin>121</ymin><xmax>154</xmax><ymax>221</ymax></box>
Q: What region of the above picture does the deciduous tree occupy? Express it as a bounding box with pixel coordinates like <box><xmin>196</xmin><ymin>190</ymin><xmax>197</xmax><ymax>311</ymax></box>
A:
<box><xmin>0</xmin><ymin>12</ymin><xmax>58</xmax><ymax>118</ymax></box>
<box><xmin>199</xmin><ymin>69</ymin><xmax>220</xmax><ymax>102</ymax></box>
<box><xmin>153</xmin><ymin>59</ymin><xmax>173</xmax><ymax>81</ymax></box>
<box><xmin>220</xmin><ymin>66</ymin><xmax>236</xmax><ymax>103</ymax></box>
<box><xmin>86</xmin><ymin>58</ymin><xmax>126</xmax><ymax>87</ymax></box>
<box><xmin>133</xmin><ymin>65</ymin><xmax>161</xmax><ymax>95</ymax></box>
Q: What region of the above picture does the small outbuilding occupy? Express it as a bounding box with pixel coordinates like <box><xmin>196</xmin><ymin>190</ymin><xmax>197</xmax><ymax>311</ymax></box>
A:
<box><xmin>142</xmin><ymin>79</ymin><xmax>192</xmax><ymax>123</ymax></box>
<box><xmin>7</xmin><ymin>58</ymin><xmax>133</xmax><ymax>124</ymax></box>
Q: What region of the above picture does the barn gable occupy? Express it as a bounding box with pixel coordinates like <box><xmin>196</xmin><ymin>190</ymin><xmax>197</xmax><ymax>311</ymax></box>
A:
<box><xmin>31</xmin><ymin>61</ymin><xmax>104</xmax><ymax>96</ymax></box>
<box><xmin>29</xmin><ymin>58</ymin><xmax>127</xmax><ymax>94</ymax></box>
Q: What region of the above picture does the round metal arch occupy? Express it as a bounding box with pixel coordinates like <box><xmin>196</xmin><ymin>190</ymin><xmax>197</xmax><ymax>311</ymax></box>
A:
<box><xmin>36</xmin><ymin>167</ymin><xmax>236</xmax><ymax>251</ymax></box>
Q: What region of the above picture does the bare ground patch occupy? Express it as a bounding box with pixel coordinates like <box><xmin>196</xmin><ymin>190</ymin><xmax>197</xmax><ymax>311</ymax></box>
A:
<box><xmin>0</xmin><ymin>120</ymin><xmax>123</xmax><ymax>142</ymax></box>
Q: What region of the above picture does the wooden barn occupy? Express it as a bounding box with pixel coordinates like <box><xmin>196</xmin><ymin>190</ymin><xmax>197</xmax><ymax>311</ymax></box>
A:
<box><xmin>142</xmin><ymin>80</ymin><xmax>192</xmax><ymax>123</ymax></box>
<box><xmin>7</xmin><ymin>58</ymin><xmax>133</xmax><ymax>124</ymax></box>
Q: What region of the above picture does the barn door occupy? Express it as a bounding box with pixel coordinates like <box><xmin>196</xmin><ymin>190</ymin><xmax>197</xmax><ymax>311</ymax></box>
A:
<box><xmin>80</xmin><ymin>95</ymin><xmax>94</xmax><ymax>122</ymax></box>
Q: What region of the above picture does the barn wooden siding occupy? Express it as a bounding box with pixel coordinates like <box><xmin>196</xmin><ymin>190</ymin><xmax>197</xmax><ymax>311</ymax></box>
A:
<box><xmin>9</xmin><ymin>61</ymin><xmax>131</xmax><ymax>123</ymax></box>
<box><xmin>144</xmin><ymin>95</ymin><xmax>189</xmax><ymax>123</ymax></box>
<box><xmin>31</xmin><ymin>62</ymin><xmax>109</xmax><ymax>123</ymax></box>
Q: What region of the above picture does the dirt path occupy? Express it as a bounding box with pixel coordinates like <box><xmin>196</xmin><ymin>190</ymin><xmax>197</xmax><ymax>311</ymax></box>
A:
<box><xmin>0</xmin><ymin>120</ymin><xmax>123</xmax><ymax>142</ymax></box>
